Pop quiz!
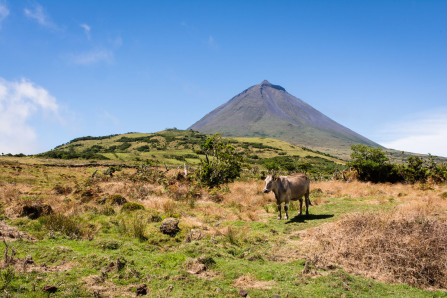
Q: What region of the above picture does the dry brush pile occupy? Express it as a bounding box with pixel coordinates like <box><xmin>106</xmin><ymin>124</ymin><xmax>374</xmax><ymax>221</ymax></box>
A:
<box><xmin>300</xmin><ymin>182</ymin><xmax>447</xmax><ymax>290</ymax></box>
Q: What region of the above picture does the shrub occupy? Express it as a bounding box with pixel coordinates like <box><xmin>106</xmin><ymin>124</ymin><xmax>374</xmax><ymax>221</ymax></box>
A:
<box><xmin>348</xmin><ymin>144</ymin><xmax>401</xmax><ymax>183</ymax></box>
<box><xmin>107</xmin><ymin>194</ymin><xmax>127</xmax><ymax>205</ymax></box>
<box><xmin>97</xmin><ymin>239</ymin><xmax>121</xmax><ymax>250</ymax></box>
<box><xmin>39</xmin><ymin>213</ymin><xmax>92</xmax><ymax>238</ymax></box>
<box><xmin>121</xmin><ymin>202</ymin><xmax>145</xmax><ymax>212</ymax></box>
<box><xmin>197</xmin><ymin>134</ymin><xmax>244</xmax><ymax>187</ymax></box>
<box><xmin>136</xmin><ymin>145</ymin><xmax>150</xmax><ymax>152</ymax></box>
<box><xmin>117</xmin><ymin>142</ymin><xmax>131</xmax><ymax>151</ymax></box>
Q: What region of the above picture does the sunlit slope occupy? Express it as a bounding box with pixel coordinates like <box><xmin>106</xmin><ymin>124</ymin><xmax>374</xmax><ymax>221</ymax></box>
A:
<box><xmin>37</xmin><ymin>129</ymin><xmax>344</xmax><ymax>167</ymax></box>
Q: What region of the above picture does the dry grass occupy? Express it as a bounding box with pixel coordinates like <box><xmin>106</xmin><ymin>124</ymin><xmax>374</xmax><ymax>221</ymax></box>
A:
<box><xmin>312</xmin><ymin>180</ymin><xmax>446</xmax><ymax>203</ymax></box>
<box><xmin>299</xmin><ymin>194</ymin><xmax>447</xmax><ymax>290</ymax></box>
<box><xmin>233</xmin><ymin>273</ymin><xmax>276</xmax><ymax>289</ymax></box>
<box><xmin>224</xmin><ymin>181</ymin><xmax>270</xmax><ymax>208</ymax></box>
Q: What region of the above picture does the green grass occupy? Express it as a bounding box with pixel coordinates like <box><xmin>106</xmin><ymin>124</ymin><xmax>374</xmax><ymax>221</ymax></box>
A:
<box><xmin>1</xmin><ymin>159</ymin><xmax>446</xmax><ymax>296</ymax></box>
<box><xmin>2</xmin><ymin>192</ymin><xmax>443</xmax><ymax>296</ymax></box>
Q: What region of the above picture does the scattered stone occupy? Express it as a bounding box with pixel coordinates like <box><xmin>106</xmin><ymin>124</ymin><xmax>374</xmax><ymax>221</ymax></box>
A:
<box><xmin>184</xmin><ymin>256</ymin><xmax>216</xmax><ymax>275</ymax></box>
<box><xmin>136</xmin><ymin>284</ymin><xmax>148</xmax><ymax>296</ymax></box>
<box><xmin>184</xmin><ymin>229</ymin><xmax>204</xmax><ymax>242</ymax></box>
<box><xmin>185</xmin><ymin>260</ymin><xmax>206</xmax><ymax>275</ymax></box>
<box><xmin>238</xmin><ymin>289</ymin><xmax>248</xmax><ymax>297</ymax></box>
<box><xmin>0</xmin><ymin>222</ymin><xmax>35</xmax><ymax>241</ymax></box>
<box><xmin>42</xmin><ymin>285</ymin><xmax>58</xmax><ymax>293</ymax></box>
<box><xmin>20</xmin><ymin>204</ymin><xmax>53</xmax><ymax>219</ymax></box>
<box><xmin>160</xmin><ymin>218</ymin><xmax>180</xmax><ymax>236</ymax></box>
<box><xmin>272</xmin><ymin>295</ymin><xmax>280</xmax><ymax>298</ymax></box>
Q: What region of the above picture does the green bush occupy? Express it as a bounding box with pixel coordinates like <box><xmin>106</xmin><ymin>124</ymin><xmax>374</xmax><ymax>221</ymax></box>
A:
<box><xmin>348</xmin><ymin>144</ymin><xmax>401</xmax><ymax>183</ymax></box>
<box><xmin>121</xmin><ymin>202</ymin><xmax>145</xmax><ymax>212</ymax></box>
<box><xmin>136</xmin><ymin>145</ymin><xmax>150</xmax><ymax>152</ymax></box>
<box><xmin>197</xmin><ymin>134</ymin><xmax>244</xmax><ymax>187</ymax></box>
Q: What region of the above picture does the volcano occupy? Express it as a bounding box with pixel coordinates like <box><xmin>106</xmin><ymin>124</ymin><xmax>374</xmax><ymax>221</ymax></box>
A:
<box><xmin>189</xmin><ymin>80</ymin><xmax>378</xmax><ymax>157</ymax></box>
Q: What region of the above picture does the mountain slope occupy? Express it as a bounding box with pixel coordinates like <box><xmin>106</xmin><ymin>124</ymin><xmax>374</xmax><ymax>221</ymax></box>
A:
<box><xmin>189</xmin><ymin>80</ymin><xmax>379</xmax><ymax>158</ymax></box>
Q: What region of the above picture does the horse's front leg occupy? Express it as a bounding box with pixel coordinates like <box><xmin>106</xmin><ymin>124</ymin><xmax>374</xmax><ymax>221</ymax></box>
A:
<box><xmin>277</xmin><ymin>203</ymin><xmax>282</xmax><ymax>220</ymax></box>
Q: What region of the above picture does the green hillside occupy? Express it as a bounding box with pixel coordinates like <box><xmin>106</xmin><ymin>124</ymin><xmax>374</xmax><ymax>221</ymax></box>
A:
<box><xmin>36</xmin><ymin>129</ymin><xmax>345</xmax><ymax>178</ymax></box>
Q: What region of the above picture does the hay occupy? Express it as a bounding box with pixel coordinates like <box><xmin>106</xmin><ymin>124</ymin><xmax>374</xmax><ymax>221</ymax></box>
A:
<box><xmin>300</xmin><ymin>208</ymin><xmax>447</xmax><ymax>289</ymax></box>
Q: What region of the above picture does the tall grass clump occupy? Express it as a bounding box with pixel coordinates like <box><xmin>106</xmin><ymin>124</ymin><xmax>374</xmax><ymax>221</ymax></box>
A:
<box><xmin>39</xmin><ymin>213</ymin><xmax>93</xmax><ymax>239</ymax></box>
<box><xmin>301</xmin><ymin>206</ymin><xmax>447</xmax><ymax>289</ymax></box>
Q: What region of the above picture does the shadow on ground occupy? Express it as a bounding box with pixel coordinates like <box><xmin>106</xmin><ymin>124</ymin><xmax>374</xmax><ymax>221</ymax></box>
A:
<box><xmin>286</xmin><ymin>214</ymin><xmax>334</xmax><ymax>224</ymax></box>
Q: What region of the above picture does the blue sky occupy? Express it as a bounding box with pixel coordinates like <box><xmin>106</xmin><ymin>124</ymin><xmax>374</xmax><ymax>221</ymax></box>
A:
<box><xmin>1</xmin><ymin>1</ymin><xmax>447</xmax><ymax>156</ymax></box>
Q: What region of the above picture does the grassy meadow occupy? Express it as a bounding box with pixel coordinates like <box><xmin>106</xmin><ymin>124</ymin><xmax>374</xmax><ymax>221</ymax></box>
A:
<box><xmin>1</xmin><ymin>156</ymin><xmax>447</xmax><ymax>297</ymax></box>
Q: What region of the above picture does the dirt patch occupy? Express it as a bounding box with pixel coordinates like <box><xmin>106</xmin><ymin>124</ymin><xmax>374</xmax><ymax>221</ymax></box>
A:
<box><xmin>184</xmin><ymin>257</ymin><xmax>219</xmax><ymax>279</ymax></box>
<box><xmin>233</xmin><ymin>274</ymin><xmax>275</xmax><ymax>289</ymax></box>
<box><xmin>83</xmin><ymin>275</ymin><xmax>134</xmax><ymax>297</ymax></box>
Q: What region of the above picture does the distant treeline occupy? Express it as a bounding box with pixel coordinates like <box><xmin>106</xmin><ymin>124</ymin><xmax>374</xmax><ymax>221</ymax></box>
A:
<box><xmin>349</xmin><ymin>145</ymin><xmax>447</xmax><ymax>184</ymax></box>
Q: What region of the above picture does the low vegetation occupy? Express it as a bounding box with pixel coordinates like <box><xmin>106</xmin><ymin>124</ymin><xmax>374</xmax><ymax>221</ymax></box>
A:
<box><xmin>348</xmin><ymin>144</ymin><xmax>447</xmax><ymax>183</ymax></box>
<box><xmin>34</xmin><ymin>129</ymin><xmax>345</xmax><ymax>180</ymax></box>
<box><xmin>1</xmin><ymin>136</ymin><xmax>447</xmax><ymax>296</ymax></box>
<box><xmin>1</xmin><ymin>150</ymin><xmax>447</xmax><ymax>296</ymax></box>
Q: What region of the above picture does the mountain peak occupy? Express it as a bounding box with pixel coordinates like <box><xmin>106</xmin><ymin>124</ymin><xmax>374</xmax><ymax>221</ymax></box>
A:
<box><xmin>258</xmin><ymin>80</ymin><xmax>286</xmax><ymax>91</ymax></box>
<box><xmin>189</xmin><ymin>81</ymin><xmax>378</xmax><ymax>158</ymax></box>
<box><xmin>261</xmin><ymin>80</ymin><xmax>271</xmax><ymax>85</ymax></box>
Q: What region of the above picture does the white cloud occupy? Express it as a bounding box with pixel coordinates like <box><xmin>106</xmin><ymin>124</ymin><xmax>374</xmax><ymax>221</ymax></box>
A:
<box><xmin>24</xmin><ymin>3</ymin><xmax>58</xmax><ymax>29</ymax></box>
<box><xmin>80</xmin><ymin>23</ymin><xmax>91</xmax><ymax>39</ymax></box>
<box><xmin>378</xmin><ymin>109</ymin><xmax>447</xmax><ymax>157</ymax></box>
<box><xmin>0</xmin><ymin>3</ymin><xmax>9</xmax><ymax>29</ymax></box>
<box><xmin>0</xmin><ymin>78</ymin><xmax>60</xmax><ymax>154</ymax></box>
<box><xmin>68</xmin><ymin>49</ymin><xmax>114</xmax><ymax>65</ymax></box>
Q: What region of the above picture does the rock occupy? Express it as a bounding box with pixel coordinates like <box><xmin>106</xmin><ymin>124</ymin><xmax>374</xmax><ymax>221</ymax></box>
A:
<box><xmin>238</xmin><ymin>289</ymin><xmax>248</xmax><ymax>297</ymax></box>
<box><xmin>160</xmin><ymin>218</ymin><xmax>180</xmax><ymax>236</ymax></box>
<box><xmin>42</xmin><ymin>285</ymin><xmax>58</xmax><ymax>293</ymax></box>
<box><xmin>136</xmin><ymin>284</ymin><xmax>148</xmax><ymax>296</ymax></box>
<box><xmin>184</xmin><ymin>256</ymin><xmax>215</xmax><ymax>275</ymax></box>
<box><xmin>184</xmin><ymin>229</ymin><xmax>203</xmax><ymax>242</ymax></box>
<box><xmin>21</xmin><ymin>204</ymin><xmax>53</xmax><ymax>219</ymax></box>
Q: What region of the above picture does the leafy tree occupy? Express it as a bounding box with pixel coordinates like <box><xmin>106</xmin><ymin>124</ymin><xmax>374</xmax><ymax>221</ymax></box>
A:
<box><xmin>404</xmin><ymin>156</ymin><xmax>426</xmax><ymax>183</ymax></box>
<box><xmin>348</xmin><ymin>144</ymin><xmax>400</xmax><ymax>183</ymax></box>
<box><xmin>197</xmin><ymin>134</ymin><xmax>244</xmax><ymax>187</ymax></box>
